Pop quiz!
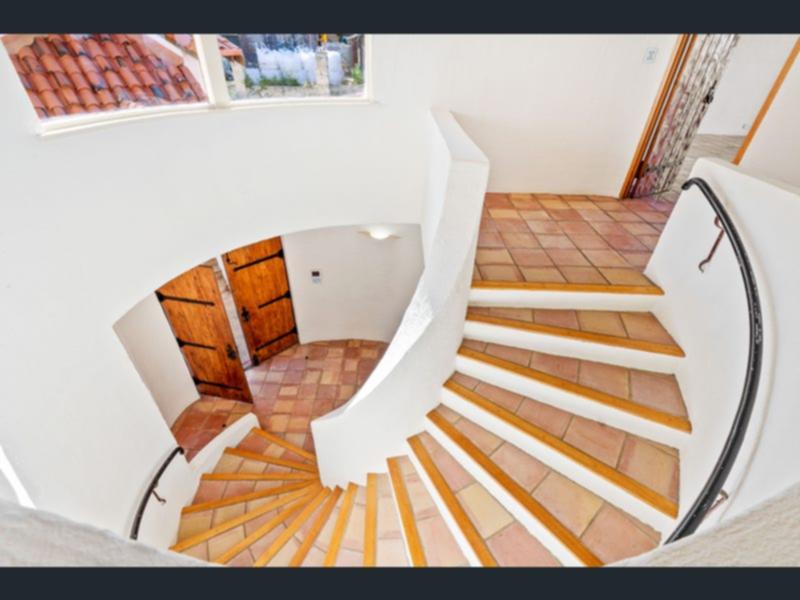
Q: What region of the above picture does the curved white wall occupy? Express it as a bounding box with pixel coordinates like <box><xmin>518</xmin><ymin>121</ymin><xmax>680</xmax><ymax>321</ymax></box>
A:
<box><xmin>0</xmin><ymin>34</ymin><xmax>677</xmax><ymax>535</ymax></box>
<box><xmin>645</xmin><ymin>158</ymin><xmax>800</xmax><ymax>531</ymax></box>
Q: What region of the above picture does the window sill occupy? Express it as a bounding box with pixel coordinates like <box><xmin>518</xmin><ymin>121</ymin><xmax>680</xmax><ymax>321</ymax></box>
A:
<box><xmin>37</xmin><ymin>95</ymin><xmax>377</xmax><ymax>138</ymax></box>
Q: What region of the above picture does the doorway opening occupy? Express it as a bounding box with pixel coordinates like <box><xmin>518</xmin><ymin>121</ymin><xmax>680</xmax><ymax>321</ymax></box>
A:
<box><xmin>621</xmin><ymin>34</ymin><xmax>799</xmax><ymax>201</ymax></box>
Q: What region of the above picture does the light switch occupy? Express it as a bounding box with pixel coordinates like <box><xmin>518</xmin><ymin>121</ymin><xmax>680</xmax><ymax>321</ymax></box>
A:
<box><xmin>644</xmin><ymin>47</ymin><xmax>659</xmax><ymax>63</ymax></box>
<box><xmin>311</xmin><ymin>270</ymin><xmax>322</xmax><ymax>284</ymax></box>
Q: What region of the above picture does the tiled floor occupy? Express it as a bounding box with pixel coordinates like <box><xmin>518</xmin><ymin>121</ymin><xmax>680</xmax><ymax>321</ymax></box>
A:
<box><xmin>671</xmin><ymin>134</ymin><xmax>745</xmax><ymax>194</ymax></box>
<box><xmin>172</xmin><ymin>339</ymin><xmax>388</xmax><ymax>460</ymax></box>
<box><xmin>432</xmin><ymin>405</ymin><xmax>661</xmax><ymax>563</ymax></box>
<box><xmin>475</xmin><ymin>193</ymin><xmax>676</xmax><ymax>285</ymax></box>
<box><xmin>449</xmin><ymin>371</ymin><xmax>680</xmax><ymax>503</ymax></box>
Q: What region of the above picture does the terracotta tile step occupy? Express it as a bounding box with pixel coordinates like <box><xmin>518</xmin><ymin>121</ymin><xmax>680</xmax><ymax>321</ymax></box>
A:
<box><xmin>466</xmin><ymin>307</ymin><xmax>684</xmax><ymax>357</ymax></box>
<box><xmin>443</xmin><ymin>373</ymin><xmax>679</xmax><ymax>517</ymax></box>
<box><xmin>457</xmin><ymin>339</ymin><xmax>691</xmax><ymax>433</ymax></box>
<box><xmin>408</xmin><ymin>431</ymin><xmax>562</xmax><ymax>566</ymax></box>
<box><xmin>387</xmin><ymin>455</ymin><xmax>468</xmax><ymax>566</ymax></box>
<box><xmin>426</xmin><ymin>404</ymin><xmax>662</xmax><ymax>564</ymax></box>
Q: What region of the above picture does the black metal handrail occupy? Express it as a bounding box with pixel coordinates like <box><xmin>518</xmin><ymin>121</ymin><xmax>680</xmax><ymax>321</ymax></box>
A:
<box><xmin>130</xmin><ymin>446</ymin><xmax>185</xmax><ymax>540</ymax></box>
<box><xmin>666</xmin><ymin>177</ymin><xmax>764</xmax><ymax>542</ymax></box>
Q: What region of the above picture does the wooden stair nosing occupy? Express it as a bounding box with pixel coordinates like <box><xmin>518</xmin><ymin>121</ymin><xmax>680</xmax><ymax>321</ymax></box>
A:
<box><xmin>252</xmin><ymin>487</ymin><xmax>332</xmax><ymax>567</ymax></box>
<box><xmin>471</xmin><ymin>279</ymin><xmax>664</xmax><ymax>295</ymax></box>
<box><xmin>427</xmin><ymin>409</ymin><xmax>602</xmax><ymax>567</ymax></box>
<box><xmin>224</xmin><ymin>447</ymin><xmax>318</xmax><ymax>473</ymax></box>
<box><xmin>387</xmin><ymin>457</ymin><xmax>427</xmax><ymax>567</ymax></box>
<box><xmin>407</xmin><ymin>435</ymin><xmax>498</xmax><ymax>567</ymax></box>
<box><xmin>465</xmin><ymin>312</ymin><xmax>685</xmax><ymax>358</ymax></box>
<box><xmin>251</xmin><ymin>427</ymin><xmax>317</xmax><ymax>463</ymax></box>
<box><xmin>288</xmin><ymin>486</ymin><xmax>344</xmax><ymax>567</ymax></box>
<box><xmin>214</xmin><ymin>491</ymin><xmax>318</xmax><ymax>565</ymax></box>
<box><xmin>363</xmin><ymin>473</ymin><xmax>378</xmax><ymax>567</ymax></box>
<box><xmin>444</xmin><ymin>379</ymin><xmax>679</xmax><ymax>518</ymax></box>
<box><xmin>182</xmin><ymin>480</ymin><xmax>315</xmax><ymax>515</ymax></box>
<box><xmin>170</xmin><ymin>485</ymin><xmax>319</xmax><ymax>553</ymax></box>
<box><xmin>202</xmin><ymin>471</ymin><xmax>316</xmax><ymax>482</ymax></box>
<box><xmin>322</xmin><ymin>482</ymin><xmax>359</xmax><ymax>567</ymax></box>
<box><xmin>457</xmin><ymin>346</ymin><xmax>692</xmax><ymax>433</ymax></box>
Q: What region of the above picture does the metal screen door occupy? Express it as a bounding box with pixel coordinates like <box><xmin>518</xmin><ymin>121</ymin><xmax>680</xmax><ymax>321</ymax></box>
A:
<box><xmin>631</xmin><ymin>34</ymin><xmax>739</xmax><ymax>198</ymax></box>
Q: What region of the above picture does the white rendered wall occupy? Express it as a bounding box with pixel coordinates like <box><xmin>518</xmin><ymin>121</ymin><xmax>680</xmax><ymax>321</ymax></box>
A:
<box><xmin>282</xmin><ymin>224</ymin><xmax>424</xmax><ymax>344</ymax></box>
<box><xmin>312</xmin><ymin>110</ymin><xmax>489</xmax><ymax>486</ymax></box>
<box><xmin>0</xmin><ymin>34</ymin><xmax>675</xmax><ymax>535</ymax></box>
<box><xmin>739</xmin><ymin>38</ymin><xmax>800</xmax><ymax>187</ymax></box>
<box><xmin>698</xmin><ymin>35</ymin><xmax>797</xmax><ymax>136</ymax></box>
<box><xmin>114</xmin><ymin>294</ymin><xmax>199</xmax><ymax>426</ymax></box>
<box><xmin>645</xmin><ymin>158</ymin><xmax>800</xmax><ymax>530</ymax></box>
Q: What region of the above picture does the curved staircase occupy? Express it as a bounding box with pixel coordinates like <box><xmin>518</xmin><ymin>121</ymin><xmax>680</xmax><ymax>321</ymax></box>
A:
<box><xmin>172</xmin><ymin>191</ymin><xmax>689</xmax><ymax>567</ymax></box>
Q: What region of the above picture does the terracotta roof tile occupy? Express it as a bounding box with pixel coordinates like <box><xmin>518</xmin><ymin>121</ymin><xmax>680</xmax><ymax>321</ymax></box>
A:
<box><xmin>5</xmin><ymin>33</ymin><xmax>207</xmax><ymax>119</ymax></box>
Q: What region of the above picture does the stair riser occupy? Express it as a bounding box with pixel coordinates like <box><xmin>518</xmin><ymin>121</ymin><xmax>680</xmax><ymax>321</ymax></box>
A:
<box><xmin>469</xmin><ymin>288</ymin><xmax>662</xmax><ymax>311</ymax></box>
<box><xmin>404</xmin><ymin>442</ymin><xmax>483</xmax><ymax>567</ymax></box>
<box><xmin>424</xmin><ymin>418</ymin><xmax>583</xmax><ymax>566</ymax></box>
<box><xmin>455</xmin><ymin>354</ymin><xmax>689</xmax><ymax>449</ymax></box>
<box><xmin>441</xmin><ymin>387</ymin><xmax>677</xmax><ymax>537</ymax></box>
<box><xmin>463</xmin><ymin>320</ymin><xmax>681</xmax><ymax>374</ymax></box>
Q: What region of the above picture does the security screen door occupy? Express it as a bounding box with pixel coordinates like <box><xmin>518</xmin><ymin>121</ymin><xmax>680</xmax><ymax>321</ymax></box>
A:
<box><xmin>630</xmin><ymin>34</ymin><xmax>738</xmax><ymax>198</ymax></box>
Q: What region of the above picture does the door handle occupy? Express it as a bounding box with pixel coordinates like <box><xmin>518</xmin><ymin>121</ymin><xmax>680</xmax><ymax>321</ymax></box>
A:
<box><xmin>225</xmin><ymin>344</ymin><xmax>237</xmax><ymax>360</ymax></box>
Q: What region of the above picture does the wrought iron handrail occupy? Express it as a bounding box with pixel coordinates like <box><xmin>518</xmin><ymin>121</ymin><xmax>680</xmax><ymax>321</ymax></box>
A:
<box><xmin>666</xmin><ymin>177</ymin><xmax>763</xmax><ymax>542</ymax></box>
<box><xmin>130</xmin><ymin>446</ymin><xmax>185</xmax><ymax>540</ymax></box>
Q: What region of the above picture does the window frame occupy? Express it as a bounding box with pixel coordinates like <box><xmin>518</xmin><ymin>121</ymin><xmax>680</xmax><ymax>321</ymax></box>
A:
<box><xmin>26</xmin><ymin>33</ymin><xmax>373</xmax><ymax>137</ymax></box>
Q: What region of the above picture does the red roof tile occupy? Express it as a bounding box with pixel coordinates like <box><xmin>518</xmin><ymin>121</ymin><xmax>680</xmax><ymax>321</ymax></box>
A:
<box><xmin>5</xmin><ymin>33</ymin><xmax>208</xmax><ymax>119</ymax></box>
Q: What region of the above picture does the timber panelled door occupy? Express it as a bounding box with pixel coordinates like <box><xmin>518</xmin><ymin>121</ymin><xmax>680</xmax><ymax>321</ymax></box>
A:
<box><xmin>223</xmin><ymin>237</ymin><xmax>298</xmax><ymax>366</ymax></box>
<box><xmin>157</xmin><ymin>265</ymin><xmax>253</xmax><ymax>402</ymax></box>
<box><xmin>627</xmin><ymin>34</ymin><xmax>739</xmax><ymax>198</ymax></box>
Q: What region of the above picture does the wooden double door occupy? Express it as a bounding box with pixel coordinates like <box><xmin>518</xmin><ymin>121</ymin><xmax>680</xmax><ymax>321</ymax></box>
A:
<box><xmin>223</xmin><ymin>237</ymin><xmax>298</xmax><ymax>366</ymax></box>
<box><xmin>157</xmin><ymin>236</ymin><xmax>297</xmax><ymax>402</ymax></box>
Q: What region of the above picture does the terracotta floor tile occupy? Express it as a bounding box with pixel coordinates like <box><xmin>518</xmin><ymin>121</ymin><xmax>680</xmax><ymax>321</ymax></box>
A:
<box><xmin>487</xmin><ymin>522</ymin><xmax>560</xmax><ymax>566</ymax></box>
<box><xmin>453</xmin><ymin>417</ymin><xmax>504</xmax><ymax>455</ymax></box>
<box><xmin>598</xmin><ymin>268</ymin><xmax>652</xmax><ymax>286</ymax></box>
<box><xmin>583</xmin><ymin>249</ymin><xmax>629</xmax><ymax>268</ymax></box>
<box><xmin>484</xmin><ymin>193</ymin><xmax>513</xmax><ymax>208</ymax></box>
<box><xmin>207</xmin><ymin>526</ymin><xmax>245</xmax><ymax>562</ymax></box>
<box><xmin>416</xmin><ymin>515</ymin><xmax>468</xmax><ymax>566</ymax></box>
<box><xmin>581</xmin><ymin>505</ymin><xmax>659</xmax><ymax>563</ymax></box>
<box><xmin>488</xmin><ymin>208</ymin><xmax>522</xmax><ymax>220</ymax></box>
<box><xmin>451</xmin><ymin>372</ymin><xmax>480</xmax><ymax>390</ymax></box>
<box><xmin>520</xmin><ymin>267</ymin><xmax>566</xmax><ymax>283</ymax></box>
<box><xmin>533</xmin><ymin>309</ymin><xmax>579</xmax><ymax>330</ymax></box>
<box><xmin>476</xmin><ymin>248</ymin><xmax>515</xmax><ymax>265</ymax></box>
<box><xmin>488</xmin><ymin>306</ymin><xmax>534</xmax><ymax>322</ymax></box>
<box><xmin>509</xmin><ymin>248</ymin><xmax>554</xmax><ymax>267</ymax></box>
<box><xmin>532</xmin><ymin>472</ymin><xmax>603</xmax><ymax>537</ymax></box>
<box><xmin>537</xmin><ymin>234</ymin><xmax>576</xmax><ymax>249</ymax></box>
<box><xmin>619</xmin><ymin>312</ymin><xmax>676</xmax><ymax>345</ymax></box>
<box><xmin>485</xmin><ymin>342</ymin><xmax>532</xmax><ymax>367</ymax></box>
<box><xmin>478</xmin><ymin>264</ymin><xmax>523</xmax><ymax>281</ymax></box>
<box><xmin>516</xmin><ymin>398</ymin><xmax>573</xmax><ymax>438</ymax></box>
<box><xmin>376</xmin><ymin>538</ymin><xmax>409</xmax><ymax>567</ymax></box>
<box><xmin>559</xmin><ymin>266</ymin><xmax>608</xmax><ymax>284</ymax></box>
<box><xmin>604</xmin><ymin>234</ymin><xmax>649</xmax><ymax>252</ymax></box>
<box><xmin>530</xmin><ymin>351</ymin><xmax>580</xmax><ymax>382</ymax></box>
<box><xmin>567</xmin><ymin>233</ymin><xmax>610</xmax><ymax>250</ymax></box>
<box><xmin>577</xmin><ymin>311</ymin><xmax>627</xmax><ymax>337</ymax></box>
<box><xmin>563</xmin><ymin>416</ymin><xmax>626</xmax><ymax>467</ymax></box>
<box><xmin>478</xmin><ymin>230</ymin><xmax>505</xmax><ymax>248</ymax></box>
<box><xmin>523</xmin><ymin>218</ymin><xmax>562</xmax><ymax>236</ymax></box>
<box><xmin>490</xmin><ymin>442</ymin><xmax>550</xmax><ymax>492</ymax></box>
<box><xmin>546</xmin><ymin>249</ymin><xmax>590</xmax><ymax>267</ymax></box>
<box><xmin>617</xmin><ymin>437</ymin><xmax>680</xmax><ymax>501</ymax></box>
<box><xmin>578</xmin><ymin>360</ymin><xmax>630</xmax><ymax>398</ymax></box>
<box><xmin>629</xmin><ymin>370</ymin><xmax>686</xmax><ymax>417</ymax></box>
<box><xmin>457</xmin><ymin>482</ymin><xmax>514</xmax><ymax>539</ymax></box>
<box><xmin>559</xmin><ymin>220</ymin><xmax>595</xmax><ymax>235</ymax></box>
<box><xmin>475</xmin><ymin>381</ymin><xmax>525</xmax><ymax>413</ymax></box>
<box><xmin>500</xmin><ymin>232</ymin><xmax>540</xmax><ymax>248</ymax></box>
